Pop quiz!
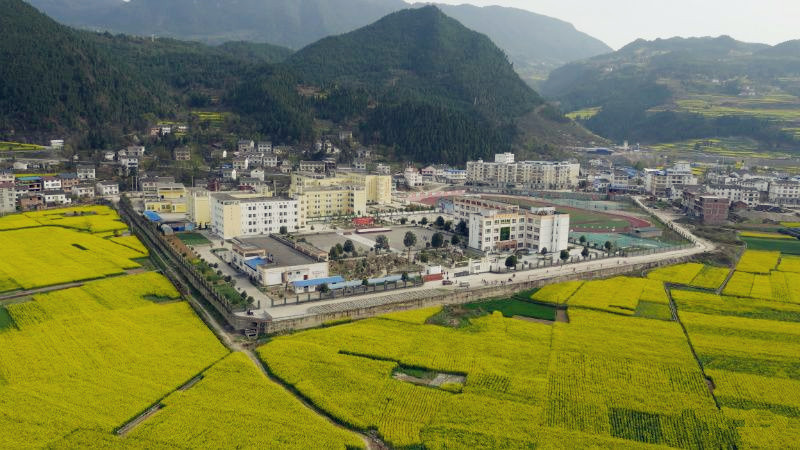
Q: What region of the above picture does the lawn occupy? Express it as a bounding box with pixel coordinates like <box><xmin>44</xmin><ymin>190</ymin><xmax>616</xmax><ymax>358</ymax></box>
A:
<box><xmin>742</xmin><ymin>237</ymin><xmax>800</xmax><ymax>254</ymax></box>
<box><xmin>0</xmin><ymin>141</ymin><xmax>44</xmax><ymax>151</ymax></box>
<box><xmin>464</xmin><ymin>298</ymin><xmax>557</xmax><ymax>321</ymax></box>
<box><xmin>176</xmin><ymin>232</ymin><xmax>212</xmax><ymax>246</ymax></box>
<box><xmin>0</xmin><ymin>306</ymin><xmax>14</xmax><ymax>331</ymax></box>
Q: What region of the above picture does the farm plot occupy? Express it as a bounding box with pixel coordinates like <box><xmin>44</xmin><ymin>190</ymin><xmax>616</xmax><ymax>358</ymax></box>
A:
<box><xmin>0</xmin><ymin>273</ymin><xmax>229</xmax><ymax>448</ymax></box>
<box><xmin>721</xmin><ymin>270</ymin><xmax>800</xmax><ymax>303</ymax></box>
<box><xmin>675</xmin><ymin>268</ymin><xmax>800</xmax><ymax>438</ymax></box>
<box><xmin>742</xmin><ymin>237</ymin><xmax>800</xmax><ymax>254</ymax></box>
<box><xmin>127</xmin><ymin>352</ymin><xmax>363</xmax><ymax>449</ymax></box>
<box><xmin>259</xmin><ymin>299</ymin><xmax>736</xmax><ymax>448</ymax></box>
<box><xmin>0</xmin><ymin>227</ymin><xmax>144</xmax><ymax>291</ymax></box>
<box><xmin>567</xmin><ymin>276</ymin><xmax>670</xmax><ymax>318</ymax></box>
<box><xmin>777</xmin><ymin>255</ymin><xmax>800</xmax><ymax>273</ymax></box>
<box><xmin>672</xmin><ymin>289</ymin><xmax>800</xmax><ymax>323</ymax></box>
<box><xmin>736</xmin><ymin>250</ymin><xmax>780</xmax><ymax>274</ymax></box>
<box><xmin>646</xmin><ymin>263</ymin><xmax>731</xmax><ymax>290</ymax></box>
<box><xmin>0</xmin><ymin>205</ymin><xmax>128</xmax><ymax>233</ymax></box>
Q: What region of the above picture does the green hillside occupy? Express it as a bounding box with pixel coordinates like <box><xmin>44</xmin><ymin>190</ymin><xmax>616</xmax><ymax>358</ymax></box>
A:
<box><xmin>0</xmin><ymin>0</ymin><xmax>168</xmax><ymax>141</ymax></box>
<box><xmin>541</xmin><ymin>36</ymin><xmax>800</xmax><ymax>150</ymax></box>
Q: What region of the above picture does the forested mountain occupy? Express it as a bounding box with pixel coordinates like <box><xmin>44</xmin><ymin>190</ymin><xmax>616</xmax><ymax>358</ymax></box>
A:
<box><xmin>270</xmin><ymin>6</ymin><xmax>575</xmax><ymax>164</ymax></box>
<box><xmin>541</xmin><ymin>36</ymin><xmax>800</xmax><ymax>149</ymax></box>
<box><xmin>25</xmin><ymin>0</ymin><xmax>611</xmax><ymax>82</ymax></box>
<box><xmin>3</xmin><ymin>1</ymin><xmax>594</xmax><ymax>162</ymax></box>
<box><xmin>0</xmin><ymin>0</ymin><xmax>167</xmax><ymax>143</ymax></box>
<box><xmin>427</xmin><ymin>3</ymin><xmax>611</xmax><ymax>83</ymax></box>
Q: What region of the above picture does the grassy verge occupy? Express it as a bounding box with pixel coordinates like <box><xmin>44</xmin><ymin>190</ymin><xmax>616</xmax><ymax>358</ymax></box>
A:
<box><xmin>177</xmin><ymin>232</ymin><xmax>211</xmax><ymax>246</ymax></box>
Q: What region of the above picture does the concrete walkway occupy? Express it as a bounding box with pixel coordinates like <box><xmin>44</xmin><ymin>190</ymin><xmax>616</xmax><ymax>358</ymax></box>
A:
<box><xmin>193</xmin><ymin>245</ymin><xmax>273</xmax><ymax>311</ymax></box>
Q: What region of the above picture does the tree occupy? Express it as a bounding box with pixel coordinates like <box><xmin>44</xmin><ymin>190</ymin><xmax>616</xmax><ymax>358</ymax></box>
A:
<box><xmin>444</xmin><ymin>221</ymin><xmax>452</xmax><ymax>232</ymax></box>
<box><xmin>581</xmin><ymin>246</ymin><xmax>590</xmax><ymax>258</ymax></box>
<box><xmin>362</xmin><ymin>278</ymin><xmax>369</xmax><ymax>286</ymax></box>
<box><xmin>579</xmin><ymin>235</ymin><xmax>587</xmax><ymax>244</ymax></box>
<box><xmin>401</xmin><ymin>271</ymin><xmax>409</xmax><ymax>282</ymax></box>
<box><xmin>279</xmin><ymin>225</ymin><xmax>288</xmax><ymax>235</ymax></box>
<box><xmin>435</xmin><ymin>216</ymin><xmax>445</xmax><ymax>228</ymax></box>
<box><xmin>329</xmin><ymin>246</ymin><xmax>340</xmax><ymax>260</ymax></box>
<box><xmin>399</xmin><ymin>217</ymin><xmax>407</xmax><ymax>225</ymax></box>
<box><xmin>375</xmin><ymin>235</ymin><xmax>390</xmax><ymax>253</ymax></box>
<box><xmin>343</xmin><ymin>239</ymin><xmax>354</xmax><ymax>253</ymax></box>
<box><xmin>560</xmin><ymin>249</ymin><xmax>570</xmax><ymax>262</ymax></box>
<box><xmin>456</xmin><ymin>219</ymin><xmax>468</xmax><ymax>236</ymax></box>
<box><xmin>431</xmin><ymin>232</ymin><xmax>444</xmax><ymax>248</ymax></box>
<box><xmin>540</xmin><ymin>247</ymin><xmax>548</xmax><ymax>255</ymax></box>
<box><xmin>335</xmin><ymin>243</ymin><xmax>344</xmax><ymax>255</ymax></box>
<box><xmin>451</xmin><ymin>235</ymin><xmax>461</xmax><ymax>245</ymax></box>
<box><xmin>604</xmin><ymin>241</ymin><xmax>613</xmax><ymax>253</ymax></box>
<box><xmin>319</xmin><ymin>283</ymin><xmax>330</xmax><ymax>294</ymax></box>
<box><xmin>403</xmin><ymin>231</ymin><xmax>417</xmax><ymax>260</ymax></box>
<box><xmin>505</xmin><ymin>255</ymin><xmax>518</xmax><ymax>269</ymax></box>
<box><xmin>420</xmin><ymin>217</ymin><xmax>428</xmax><ymax>226</ymax></box>
<box><xmin>419</xmin><ymin>253</ymin><xmax>429</xmax><ymax>263</ymax></box>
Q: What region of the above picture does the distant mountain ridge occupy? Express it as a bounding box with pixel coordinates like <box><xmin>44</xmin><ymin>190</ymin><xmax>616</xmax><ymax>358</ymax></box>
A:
<box><xmin>25</xmin><ymin>0</ymin><xmax>612</xmax><ymax>80</ymax></box>
<box><xmin>541</xmin><ymin>35</ymin><xmax>800</xmax><ymax>149</ymax></box>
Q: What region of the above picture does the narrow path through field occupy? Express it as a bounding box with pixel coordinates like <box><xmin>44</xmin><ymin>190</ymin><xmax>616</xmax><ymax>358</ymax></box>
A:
<box><xmin>243</xmin><ymin>349</ymin><xmax>384</xmax><ymax>450</ymax></box>
<box><xmin>665</xmin><ymin>287</ymin><xmax>721</xmax><ymax>406</ymax></box>
<box><xmin>0</xmin><ymin>281</ymin><xmax>85</xmax><ymax>301</ymax></box>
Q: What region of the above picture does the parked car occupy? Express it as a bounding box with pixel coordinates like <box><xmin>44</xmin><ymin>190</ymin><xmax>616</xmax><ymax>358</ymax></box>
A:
<box><xmin>442</xmin><ymin>280</ymin><xmax>453</xmax><ymax>285</ymax></box>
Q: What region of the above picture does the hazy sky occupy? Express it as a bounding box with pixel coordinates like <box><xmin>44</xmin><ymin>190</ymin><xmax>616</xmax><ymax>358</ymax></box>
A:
<box><xmin>426</xmin><ymin>0</ymin><xmax>800</xmax><ymax>49</ymax></box>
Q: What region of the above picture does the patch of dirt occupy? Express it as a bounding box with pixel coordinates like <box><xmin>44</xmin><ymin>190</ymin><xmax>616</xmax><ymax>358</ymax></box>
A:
<box><xmin>513</xmin><ymin>315</ymin><xmax>554</xmax><ymax>325</ymax></box>
<box><xmin>430</xmin><ymin>373</ymin><xmax>465</xmax><ymax>387</ymax></box>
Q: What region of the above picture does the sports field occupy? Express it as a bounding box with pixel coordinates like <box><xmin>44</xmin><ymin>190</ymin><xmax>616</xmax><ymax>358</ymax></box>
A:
<box><xmin>485</xmin><ymin>195</ymin><xmax>651</xmax><ymax>232</ymax></box>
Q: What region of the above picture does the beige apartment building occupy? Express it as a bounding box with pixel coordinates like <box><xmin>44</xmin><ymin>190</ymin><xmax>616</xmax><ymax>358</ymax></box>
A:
<box><xmin>466</xmin><ymin>154</ymin><xmax>580</xmax><ymax>189</ymax></box>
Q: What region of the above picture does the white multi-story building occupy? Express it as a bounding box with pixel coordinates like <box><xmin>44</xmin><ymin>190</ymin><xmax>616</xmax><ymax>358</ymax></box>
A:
<box><xmin>263</xmin><ymin>154</ymin><xmax>278</xmax><ymax>168</ymax></box>
<box><xmin>454</xmin><ymin>196</ymin><xmax>570</xmax><ymax>253</ymax></box>
<box><xmin>769</xmin><ymin>181</ymin><xmax>800</xmax><ymax>205</ymax></box>
<box><xmin>118</xmin><ymin>156</ymin><xmax>140</xmax><ymax>170</ymax></box>
<box><xmin>210</xmin><ymin>192</ymin><xmax>301</xmax><ymax>240</ymax></box>
<box><xmin>77</xmin><ymin>165</ymin><xmax>96</xmax><ymax>180</ymax></box>
<box><xmin>43</xmin><ymin>190</ymin><xmax>71</xmax><ymax>205</ymax></box>
<box><xmin>643</xmin><ymin>162</ymin><xmax>697</xmax><ymax>197</ymax></box>
<box><xmin>42</xmin><ymin>176</ymin><xmax>62</xmax><ymax>190</ymax></box>
<box><xmin>257</xmin><ymin>141</ymin><xmax>272</xmax><ymax>153</ymax></box>
<box><xmin>466</xmin><ymin>155</ymin><xmax>580</xmax><ymax>189</ymax></box>
<box><xmin>0</xmin><ymin>182</ymin><xmax>16</xmax><ymax>213</ymax></box>
<box><xmin>707</xmin><ymin>184</ymin><xmax>761</xmax><ymax>207</ymax></box>
<box><xmin>404</xmin><ymin>167</ymin><xmax>423</xmax><ymax>187</ymax></box>
<box><xmin>95</xmin><ymin>181</ymin><xmax>120</xmax><ymax>196</ymax></box>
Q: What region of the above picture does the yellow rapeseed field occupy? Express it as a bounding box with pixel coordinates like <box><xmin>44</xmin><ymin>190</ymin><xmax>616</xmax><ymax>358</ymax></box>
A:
<box><xmin>380</xmin><ymin>305</ymin><xmax>442</xmax><ymax>324</ymax></box>
<box><xmin>129</xmin><ymin>352</ymin><xmax>364</xmax><ymax>449</ymax></box>
<box><xmin>647</xmin><ymin>262</ymin><xmax>705</xmax><ymax>285</ymax></box>
<box><xmin>736</xmin><ymin>250</ymin><xmax>780</xmax><ymax>274</ymax></box>
<box><xmin>0</xmin><ymin>205</ymin><xmax>128</xmax><ymax>233</ymax></box>
<box><xmin>0</xmin><ymin>227</ymin><xmax>143</xmax><ymax>291</ymax></box>
<box><xmin>0</xmin><ymin>273</ymin><xmax>229</xmax><ymax>448</ymax></box>
<box><xmin>777</xmin><ymin>255</ymin><xmax>800</xmax><ymax>273</ymax></box>
<box><xmin>530</xmin><ymin>280</ymin><xmax>583</xmax><ymax>304</ymax></box>
<box><xmin>259</xmin><ymin>307</ymin><xmax>735</xmax><ymax>448</ymax></box>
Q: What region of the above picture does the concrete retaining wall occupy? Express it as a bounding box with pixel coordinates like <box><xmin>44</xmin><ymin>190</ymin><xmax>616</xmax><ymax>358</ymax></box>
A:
<box><xmin>262</xmin><ymin>254</ymin><xmax>692</xmax><ymax>334</ymax></box>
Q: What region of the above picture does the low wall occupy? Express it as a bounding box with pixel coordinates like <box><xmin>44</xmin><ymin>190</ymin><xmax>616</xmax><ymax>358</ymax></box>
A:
<box><xmin>262</xmin><ymin>253</ymin><xmax>692</xmax><ymax>334</ymax></box>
